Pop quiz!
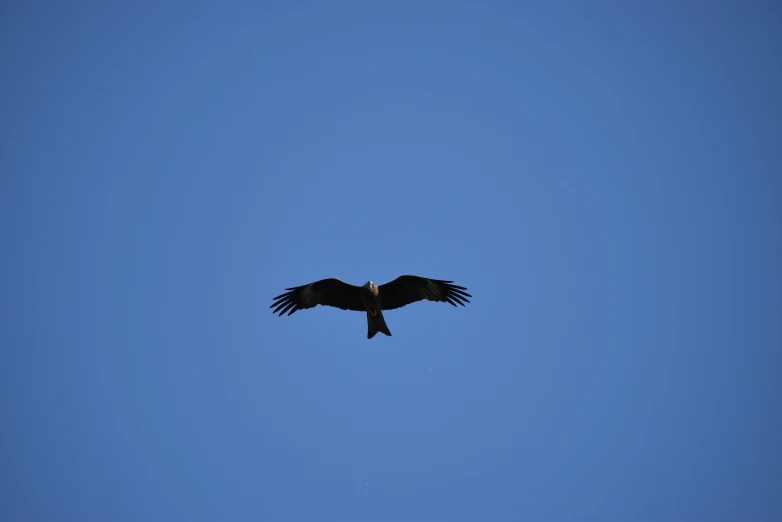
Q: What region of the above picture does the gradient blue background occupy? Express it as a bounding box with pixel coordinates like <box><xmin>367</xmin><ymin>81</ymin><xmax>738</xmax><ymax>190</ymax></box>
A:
<box><xmin>2</xmin><ymin>2</ymin><xmax>781</xmax><ymax>521</ymax></box>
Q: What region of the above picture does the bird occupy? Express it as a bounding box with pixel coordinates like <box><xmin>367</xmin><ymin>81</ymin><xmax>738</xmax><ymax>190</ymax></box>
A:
<box><xmin>270</xmin><ymin>275</ymin><xmax>471</xmax><ymax>339</ymax></box>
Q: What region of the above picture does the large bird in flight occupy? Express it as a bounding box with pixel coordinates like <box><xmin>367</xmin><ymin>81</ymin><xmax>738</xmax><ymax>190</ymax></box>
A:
<box><xmin>271</xmin><ymin>275</ymin><xmax>471</xmax><ymax>339</ymax></box>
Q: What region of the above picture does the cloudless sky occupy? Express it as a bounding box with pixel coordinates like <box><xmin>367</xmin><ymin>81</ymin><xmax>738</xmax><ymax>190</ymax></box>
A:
<box><xmin>2</xmin><ymin>1</ymin><xmax>781</xmax><ymax>521</ymax></box>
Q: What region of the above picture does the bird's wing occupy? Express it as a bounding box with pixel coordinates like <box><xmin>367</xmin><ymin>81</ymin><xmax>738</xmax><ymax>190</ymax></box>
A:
<box><xmin>378</xmin><ymin>275</ymin><xmax>471</xmax><ymax>311</ymax></box>
<box><xmin>271</xmin><ymin>278</ymin><xmax>365</xmax><ymax>316</ymax></box>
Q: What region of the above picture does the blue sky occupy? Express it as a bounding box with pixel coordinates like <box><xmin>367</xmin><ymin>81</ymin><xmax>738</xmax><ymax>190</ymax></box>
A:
<box><xmin>2</xmin><ymin>1</ymin><xmax>781</xmax><ymax>521</ymax></box>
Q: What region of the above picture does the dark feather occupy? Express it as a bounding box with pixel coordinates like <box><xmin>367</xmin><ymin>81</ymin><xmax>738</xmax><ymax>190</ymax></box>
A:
<box><xmin>378</xmin><ymin>275</ymin><xmax>472</xmax><ymax>311</ymax></box>
<box><xmin>270</xmin><ymin>278</ymin><xmax>364</xmax><ymax>316</ymax></box>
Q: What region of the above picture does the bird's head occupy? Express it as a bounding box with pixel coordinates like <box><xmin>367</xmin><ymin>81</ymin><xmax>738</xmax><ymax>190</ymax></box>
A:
<box><xmin>363</xmin><ymin>281</ymin><xmax>375</xmax><ymax>291</ymax></box>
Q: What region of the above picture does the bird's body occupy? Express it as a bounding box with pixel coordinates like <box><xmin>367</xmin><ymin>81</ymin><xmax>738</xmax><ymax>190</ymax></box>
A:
<box><xmin>359</xmin><ymin>281</ymin><xmax>392</xmax><ymax>338</ymax></box>
<box><xmin>271</xmin><ymin>275</ymin><xmax>471</xmax><ymax>339</ymax></box>
<box><xmin>359</xmin><ymin>281</ymin><xmax>380</xmax><ymax>314</ymax></box>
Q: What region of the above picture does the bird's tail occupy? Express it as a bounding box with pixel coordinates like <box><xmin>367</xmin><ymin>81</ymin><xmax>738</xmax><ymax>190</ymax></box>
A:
<box><xmin>367</xmin><ymin>310</ymin><xmax>392</xmax><ymax>339</ymax></box>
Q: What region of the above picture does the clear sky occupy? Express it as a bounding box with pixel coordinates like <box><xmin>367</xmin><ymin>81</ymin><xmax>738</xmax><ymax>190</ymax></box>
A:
<box><xmin>2</xmin><ymin>2</ymin><xmax>781</xmax><ymax>521</ymax></box>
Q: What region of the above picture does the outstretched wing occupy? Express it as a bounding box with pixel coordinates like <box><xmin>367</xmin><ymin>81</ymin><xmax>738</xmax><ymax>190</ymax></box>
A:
<box><xmin>271</xmin><ymin>278</ymin><xmax>365</xmax><ymax>316</ymax></box>
<box><xmin>378</xmin><ymin>275</ymin><xmax>471</xmax><ymax>311</ymax></box>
